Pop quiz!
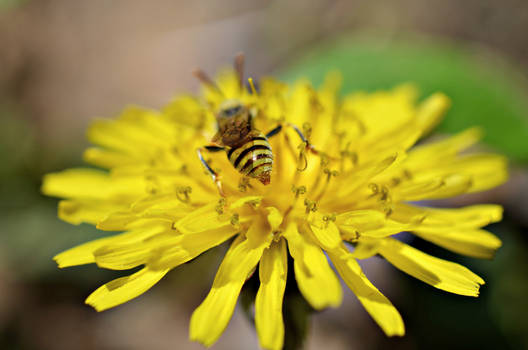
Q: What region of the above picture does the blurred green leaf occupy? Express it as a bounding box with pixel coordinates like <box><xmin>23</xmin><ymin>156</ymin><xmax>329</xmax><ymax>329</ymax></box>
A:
<box><xmin>0</xmin><ymin>0</ymin><xmax>28</xmax><ymax>10</ymax></box>
<box><xmin>279</xmin><ymin>35</ymin><xmax>528</xmax><ymax>162</ymax></box>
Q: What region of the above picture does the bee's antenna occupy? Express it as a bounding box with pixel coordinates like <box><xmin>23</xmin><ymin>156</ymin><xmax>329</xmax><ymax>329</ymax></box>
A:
<box><xmin>234</xmin><ymin>52</ymin><xmax>245</xmax><ymax>89</ymax></box>
<box><xmin>192</xmin><ymin>69</ymin><xmax>224</xmax><ymax>97</ymax></box>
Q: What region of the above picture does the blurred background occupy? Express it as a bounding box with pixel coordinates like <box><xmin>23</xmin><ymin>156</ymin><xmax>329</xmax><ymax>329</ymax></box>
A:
<box><xmin>1</xmin><ymin>1</ymin><xmax>528</xmax><ymax>349</ymax></box>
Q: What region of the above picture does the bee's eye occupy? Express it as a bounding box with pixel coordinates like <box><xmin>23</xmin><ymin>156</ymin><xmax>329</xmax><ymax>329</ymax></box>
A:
<box><xmin>222</xmin><ymin>105</ymin><xmax>242</xmax><ymax>118</ymax></box>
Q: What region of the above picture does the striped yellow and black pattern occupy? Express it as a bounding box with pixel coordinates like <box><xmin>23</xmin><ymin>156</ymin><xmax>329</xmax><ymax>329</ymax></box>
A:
<box><xmin>226</xmin><ymin>132</ymin><xmax>273</xmax><ymax>184</ymax></box>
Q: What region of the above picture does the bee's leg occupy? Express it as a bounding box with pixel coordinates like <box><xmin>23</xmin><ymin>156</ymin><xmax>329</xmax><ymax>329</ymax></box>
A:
<box><xmin>265</xmin><ymin>125</ymin><xmax>283</xmax><ymax>138</ymax></box>
<box><xmin>265</xmin><ymin>123</ymin><xmax>314</xmax><ymax>151</ymax></box>
<box><xmin>266</xmin><ymin>123</ymin><xmax>338</xmax><ymax>171</ymax></box>
<box><xmin>266</xmin><ymin>123</ymin><xmax>331</xmax><ymax>157</ymax></box>
<box><xmin>197</xmin><ymin>146</ymin><xmax>226</xmax><ymax>197</ymax></box>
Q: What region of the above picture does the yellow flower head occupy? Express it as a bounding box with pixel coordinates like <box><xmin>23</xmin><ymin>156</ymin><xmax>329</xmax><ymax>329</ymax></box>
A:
<box><xmin>42</xmin><ymin>57</ymin><xmax>507</xmax><ymax>349</ymax></box>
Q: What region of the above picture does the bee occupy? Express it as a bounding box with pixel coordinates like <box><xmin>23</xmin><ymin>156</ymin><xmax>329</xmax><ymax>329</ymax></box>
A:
<box><xmin>194</xmin><ymin>54</ymin><xmax>320</xmax><ymax>196</ymax></box>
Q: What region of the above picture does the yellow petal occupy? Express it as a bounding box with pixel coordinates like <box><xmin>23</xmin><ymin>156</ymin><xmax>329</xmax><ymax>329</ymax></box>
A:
<box><xmin>266</xmin><ymin>207</ymin><xmax>284</xmax><ymax>232</ymax></box>
<box><xmin>415</xmin><ymin>92</ymin><xmax>450</xmax><ymax>136</ymax></box>
<box><xmin>337</xmin><ymin>210</ymin><xmax>409</xmax><ymax>239</ymax></box>
<box><xmin>54</xmin><ymin>223</ymin><xmax>167</xmax><ymax>268</ymax></box>
<box><xmin>413</xmin><ymin>228</ymin><xmax>502</xmax><ymax>259</ymax></box>
<box><xmin>58</xmin><ymin>199</ymin><xmax>119</xmax><ymax>225</ymax></box>
<box><xmin>390</xmin><ymin>203</ymin><xmax>503</xmax><ymax>228</ymax></box>
<box><xmin>93</xmin><ymin>230</ymin><xmax>174</xmax><ymax>270</ymax></box>
<box><xmin>340</xmin><ymin>85</ymin><xmax>418</xmax><ymax>143</ymax></box>
<box><xmin>349</xmin><ymin>237</ymin><xmax>380</xmax><ymax>259</ymax></box>
<box><xmin>174</xmin><ymin>203</ymin><xmax>230</xmax><ymax>234</ymax></box>
<box><xmin>229</xmin><ymin>195</ymin><xmax>262</xmax><ymax>209</ymax></box>
<box><xmin>42</xmin><ymin>168</ymin><xmax>145</xmax><ymax>200</ymax></box>
<box><xmin>329</xmin><ymin>246</ymin><xmax>405</xmax><ymax>336</ymax></box>
<box><xmin>284</xmin><ymin>222</ymin><xmax>342</xmax><ymax>310</ymax></box>
<box><xmin>405</xmin><ymin>128</ymin><xmax>483</xmax><ymax>168</ymax></box>
<box><xmin>83</xmin><ymin>147</ymin><xmax>136</xmax><ymax>169</ymax></box>
<box><xmin>42</xmin><ymin>168</ymin><xmax>111</xmax><ymax>199</ymax></box>
<box><xmin>387</xmin><ymin>204</ymin><xmax>503</xmax><ymax>258</ymax></box>
<box><xmin>87</xmin><ymin>118</ymin><xmax>158</xmax><ymax>156</ymax></box>
<box><xmin>87</xmin><ymin>107</ymin><xmax>171</xmax><ymax>156</ymax></box>
<box><xmin>460</xmin><ymin>154</ymin><xmax>509</xmax><ymax>193</ymax></box>
<box><xmin>398</xmin><ymin>153</ymin><xmax>508</xmax><ymax>198</ymax></box>
<box><xmin>377</xmin><ymin>238</ymin><xmax>484</xmax><ymax>296</ymax></box>
<box><xmin>255</xmin><ymin>239</ymin><xmax>288</xmax><ymax>350</ymax></box>
<box><xmin>163</xmin><ymin>95</ymin><xmax>214</xmax><ymax>129</ymax></box>
<box><xmin>54</xmin><ymin>236</ymin><xmax>113</xmax><ymax>268</ymax></box>
<box><xmin>308</xmin><ymin>214</ymin><xmax>341</xmax><ymax>251</ymax></box>
<box><xmin>147</xmin><ymin>225</ymin><xmax>238</xmax><ymax>270</ymax></box>
<box><xmin>329</xmin><ymin>153</ymin><xmax>399</xmax><ymax>202</ymax></box>
<box><xmin>395</xmin><ymin>174</ymin><xmax>472</xmax><ymax>201</ymax></box>
<box><xmin>190</xmin><ymin>221</ymin><xmax>272</xmax><ymax>347</ymax></box>
<box><xmin>85</xmin><ymin>267</ymin><xmax>169</xmax><ymax>311</ymax></box>
<box><xmin>362</xmin><ymin>124</ymin><xmax>420</xmax><ymax>161</ymax></box>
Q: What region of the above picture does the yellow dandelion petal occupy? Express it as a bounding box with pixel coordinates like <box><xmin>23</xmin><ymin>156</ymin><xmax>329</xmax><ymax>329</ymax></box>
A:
<box><xmin>54</xmin><ymin>223</ymin><xmax>168</xmax><ymax>268</ymax></box>
<box><xmin>336</xmin><ymin>209</ymin><xmax>410</xmax><ymax>239</ymax></box>
<box><xmin>57</xmin><ymin>199</ymin><xmax>118</xmax><ymax>225</ymax></box>
<box><xmin>329</xmin><ymin>245</ymin><xmax>405</xmax><ymax>337</ymax></box>
<box><xmin>284</xmin><ymin>222</ymin><xmax>342</xmax><ymax>310</ymax></box>
<box><xmin>86</xmin><ymin>267</ymin><xmax>169</xmax><ymax>312</ymax></box>
<box><xmin>190</xmin><ymin>219</ymin><xmax>273</xmax><ymax>347</ymax></box>
<box><xmin>255</xmin><ymin>238</ymin><xmax>288</xmax><ymax>350</ymax></box>
<box><xmin>377</xmin><ymin>238</ymin><xmax>484</xmax><ymax>296</ymax></box>
<box><xmin>54</xmin><ymin>236</ymin><xmax>113</xmax><ymax>268</ymax></box>
<box><xmin>148</xmin><ymin>225</ymin><xmax>239</xmax><ymax>270</ymax></box>
<box><xmin>415</xmin><ymin>92</ymin><xmax>451</xmax><ymax>135</ymax></box>
<box><xmin>413</xmin><ymin>228</ymin><xmax>502</xmax><ymax>259</ymax></box>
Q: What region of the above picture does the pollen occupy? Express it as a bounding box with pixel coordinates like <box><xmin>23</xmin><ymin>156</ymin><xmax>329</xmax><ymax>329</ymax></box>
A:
<box><xmin>42</xmin><ymin>60</ymin><xmax>508</xmax><ymax>350</ymax></box>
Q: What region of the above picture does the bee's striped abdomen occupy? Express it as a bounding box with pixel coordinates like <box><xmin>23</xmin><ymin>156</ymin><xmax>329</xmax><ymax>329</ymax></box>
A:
<box><xmin>227</xmin><ymin>132</ymin><xmax>273</xmax><ymax>184</ymax></box>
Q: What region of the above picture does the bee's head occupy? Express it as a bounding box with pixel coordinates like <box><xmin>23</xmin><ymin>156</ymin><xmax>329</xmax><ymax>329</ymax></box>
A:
<box><xmin>217</xmin><ymin>99</ymin><xmax>245</xmax><ymax>119</ymax></box>
<box><xmin>214</xmin><ymin>99</ymin><xmax>253</xmax><ymax>146</ymax></box>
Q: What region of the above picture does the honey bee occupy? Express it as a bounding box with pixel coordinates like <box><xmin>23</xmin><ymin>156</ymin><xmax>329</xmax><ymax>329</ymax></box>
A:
<box><xmin>194</xmin><ymin>54</ymin><xmax>319</xmax><ymax>195</ymax></box>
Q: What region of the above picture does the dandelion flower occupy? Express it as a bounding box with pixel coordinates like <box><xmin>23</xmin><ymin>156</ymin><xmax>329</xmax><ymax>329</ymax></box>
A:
<box><xmin>42</xmin><ymin>58</ymin><xmax>507</xmax><ymax>349</ymax></box>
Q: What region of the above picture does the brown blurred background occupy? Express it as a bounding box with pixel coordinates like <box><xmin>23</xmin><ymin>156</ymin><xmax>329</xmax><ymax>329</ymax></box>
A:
<box><xmin>1</xmin><ymin>1</ymin><xmax>528</xmax><ymax>349</ymax></box>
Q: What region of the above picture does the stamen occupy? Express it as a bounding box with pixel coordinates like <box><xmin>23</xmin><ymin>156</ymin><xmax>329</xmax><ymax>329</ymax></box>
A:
<box><xmin>291</xmin><ymin>185</ymin><xmax>307</xmax><ymax>198</ymax></box>
<box><xmin>215</xmin><ymin>198</ymin><xmax>226</xmax><ymax>214</ymax></box>
<box><xmin>368</xmin><ymin>183</ymin><xmax>379</xmax><ymax>194</ymax></box>
<box><xmin>340</xmin><ymin>149</ymin><xmax>358</xmax><ymax>172</ymax></box>
<box><xmin>403</xmin><ymin>169</ymin><xmax>413</xmax><ymax>180</ymax></box>
<box><xmin>146</xmin><ymin>185</ymin><xmax>158</xmax><ymax>195</ymax></box>
<box><xmin>390</xmin><ymin>177</ymin><xmax>401</xmax><ymax>187</ymax></box>
<box><xmin>145</xmin><ymin>174</ymin><xmax>159</xmax><ymax>194</ymax></box>
<box><xmin>322</xmin><ymin>213</ymin><xmax>337</xmax><ymax>222</ymax></box>
<box><xmin>179</xmin><ymin>164</ymin><xmax>188</xmax><ymax>175</ymax></box>
<box><xmin>175</xmin><ymin>186</ymin><xmax>192</xmax><ymax>203</ymax></box>
<box><xmin>304</xmin><ymin>199</ymin><xmax>317</xmax><ymax>214</ymax></box>
<box><xmin>350</xmin><ymin>230</ymin><xmax>360</xmax><ymax>241</ymax></box>
<box><xmin>379</xmin><ymin>186</ymin><xmax>391</xmax><ymax>203</ymax></box>
<box><xmin>170</xmin><ymin>222</ymin><xmax>180</xmax><ymax>232</ymax></box>
<box><xmin>314</xmin><ymin>168</ymin><xmax>339</xmax><ymax>201</ymax></box>
<box><xmin>230</xmin><ymin>213</ymin><xmax>240</xmax><ymax>227</ymax></box>
<box><xmin>302</xmin><ymin>122</ymin><xmax>313</xmax><ymax>139</ymax></box>
<box><xmin>238</xmin><ymin>177</ymin><xmax>251</xmax><ymax>192</ymax></box>
<box><xmin>297</xmin><ymin>143</ymin><xmax>309</xmax><ymax>171</ymax></box>
<box><xmin>307</xmin><ymin>88</ymin><xmax>323</xmax><ymax>114</ymax></box>
<box><xmin>320</xmin><ymin>154</ymin><xmax>330</xmax><ymax>168</ymax></box>
<box><xmin>248</xmin><ymin>77</ymin><xmax>258</xmax><ymax>96</ymax></box>
<box><xmin>247</xmin><ymin>198</ymin><xmax>261</xmax><ymax>209</ymax></box>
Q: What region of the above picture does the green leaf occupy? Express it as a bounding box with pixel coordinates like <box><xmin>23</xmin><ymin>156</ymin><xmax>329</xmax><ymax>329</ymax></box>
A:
<box><xmin>279</xmin><ymin>35</ymin><xmax>528</xmax><ymax>162</ymax></box>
